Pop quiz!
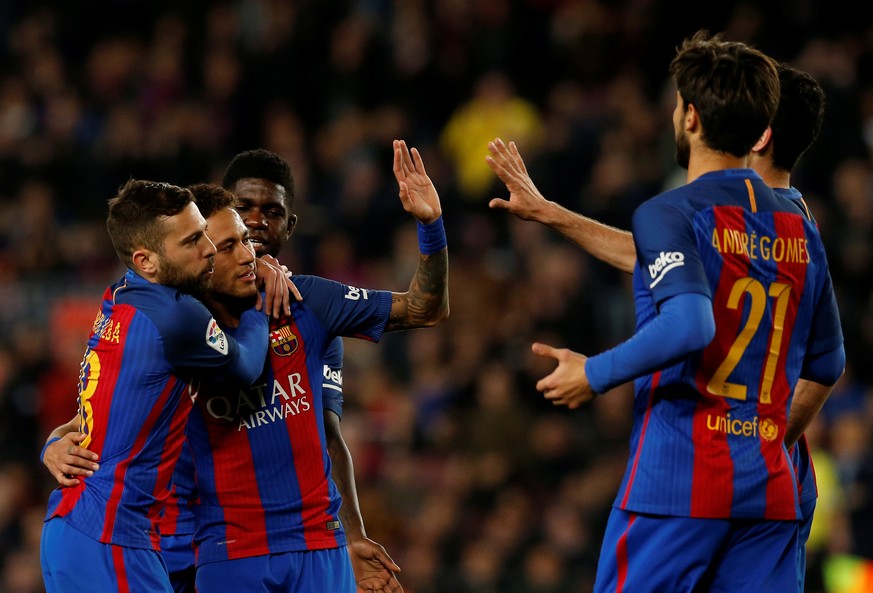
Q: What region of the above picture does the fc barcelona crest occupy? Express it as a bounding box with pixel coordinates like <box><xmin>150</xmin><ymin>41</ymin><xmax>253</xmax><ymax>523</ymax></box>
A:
<box><xmin>270</xmin><ymin>325</ymin><xmax>299</xmax><ymax>356</ymax></box>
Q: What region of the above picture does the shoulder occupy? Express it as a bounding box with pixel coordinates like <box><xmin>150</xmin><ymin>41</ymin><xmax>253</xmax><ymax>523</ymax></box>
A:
<box><xmin>290</xmin><ymin>274</ymin><xmax>337</xmax><ymax>295</ymax></box>
<box><xmin>633</xmin><ymin>190</ymin><xmax>690</xmax><ymax>226</ymax></box>
<box><xmin>124</xmin><ymin>285</ymin><xmax>212</xmax><ymax>335</ymax></box>
<box><xmin>293</xmin><ymin>274</ymin><xmax>376</xmax><ymax>301</ymax></box>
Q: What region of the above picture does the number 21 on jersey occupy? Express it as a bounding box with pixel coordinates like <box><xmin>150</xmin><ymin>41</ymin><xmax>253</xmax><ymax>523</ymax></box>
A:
<box><xmin>707</xmin><ymin>277</ymin><xmax>792</xmax><ymax>404</ymax></box>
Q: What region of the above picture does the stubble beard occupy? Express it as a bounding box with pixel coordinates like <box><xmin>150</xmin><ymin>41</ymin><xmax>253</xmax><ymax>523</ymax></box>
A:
<box><xmin>157</xmin><ymin>254</ymin><xmax>213</xmax><ymax>296</ymax></box>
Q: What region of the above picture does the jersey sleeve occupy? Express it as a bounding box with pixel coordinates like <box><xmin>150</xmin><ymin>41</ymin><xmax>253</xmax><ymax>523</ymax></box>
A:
<box><xmin>160</xmin><ymin>297</ymin><xmax>269</xmax><ymax>386</ymax></box>
<box><xmin>805</xmin><ymin>268</ymin><xmax>844</xmax><ymax>358</ymax></box>
<box><xmin>294</xmin><ymin>275</ymin><xmax>392</xmax><ymax>342</ymax></box>
<box><xmin>322</xmin><ymin>336</ymin><xmax>344</xmax><ymax>419</ymax></box>
<box><xmin>632</xmin><ymin>198</ymin><xmax>711</xmax><ymax>306</ymax></box>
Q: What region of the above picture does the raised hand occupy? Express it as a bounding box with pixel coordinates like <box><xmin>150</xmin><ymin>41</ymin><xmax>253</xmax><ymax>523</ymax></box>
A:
<box><xmin>393</xmin><ymin>140</ymin><xmax>441</xmax><ymax>224</ymax></box>
<box><xmin>255</xmin><ymin>255</ymin><xmax>301</xmax><ymax>318</ymax></box>
<box><xmin>486</xmin><ymin>138</ymin><xmax>549</xmax><ymax>221</ymax></box>
<box><xmin>532</xmin><ymin>342</ymin><xmax>595</xmax><ymax>409</ymax></box>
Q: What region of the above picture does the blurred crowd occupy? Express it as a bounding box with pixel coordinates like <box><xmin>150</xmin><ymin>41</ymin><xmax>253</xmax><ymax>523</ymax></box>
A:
<box><xmin>1</xmin><ymin>1</ymin><xmax>872</xmax><ymax>592</ymax></box>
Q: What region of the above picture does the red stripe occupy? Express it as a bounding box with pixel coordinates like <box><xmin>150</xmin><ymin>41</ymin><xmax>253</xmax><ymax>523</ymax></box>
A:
<box><xmin>760</xmin><ymin>211</ymin><xmax>807</xmax><ymax>519</ymax></box>
<box><xmin>281</xmin><ymin>321</ymin><xmax>337</xmax><ymax>549</ymax></box>
<box><xmin>614</xmin><ymin>514</ymin><xmax>637</xmax><ymax>593</ymax></box>
<box><xmin>52</xmin><ymin>480</ymin><xmax>85</xmax><ymax>518</ymax></box>
<box><xmin>87</xmin><ymin>303</ymin><xmax>136</xmax><ymax>455</ymax></box>
<box><xmin>148</xmin><ymin>384</ymin><xmax>193</xmax><ymax>545</ymax></box>
<box><xmin>101</xmin><ymin>375</ymin><xmax>179</xmax><ymax>544</ymax></box>
<box><xmin>53</xmin><ymin>303</ymin><xmax>135</xmax><ymax>520</ymax></box>
<box><xmin>112</xmin><ymin>545</ymin><xmax>130</xmax><ymax>593</ymax></box>
<box><xmin>620</xmin><ymin>372</ymin><xmax>660</xmax><ymax>509</ymax></box>
<box><xmin>205</xmin><ymin>403</ymin><xmax>270</xmax><ymax>559</ymax></box>
<box><xmin>692</xmin><ymin>206</ymin><xmax>747</xmax><ymax>516</ymax></box>
<box><xmin>161</xmin><ymin>488</ymin><xmax>181</xmax><ymax>534</ymax></box>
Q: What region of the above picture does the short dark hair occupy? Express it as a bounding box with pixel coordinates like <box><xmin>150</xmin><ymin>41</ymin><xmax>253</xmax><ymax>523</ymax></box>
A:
<box><xmin>187</xmin><ymin>183</ymin><xmax>237</xmax><ymax>219</ymax></box>
<box><xmin>106</xmin><ymin>179</ymin><xmax>194</xmax><ymax>268</ymax></box>
<box><xmin>770</xmin><ymin>64</ymin><xmax>825</xmax><ymax>172</ymax></box>
<box><xmin>221</xmin><ymin>149</ymin><xmax>295</xmax><ymax>212</ymax></box>
<box><xmin>670</xmin><ymin>30</ymin><xmax>780</xmax><ymax>158</ymax></box>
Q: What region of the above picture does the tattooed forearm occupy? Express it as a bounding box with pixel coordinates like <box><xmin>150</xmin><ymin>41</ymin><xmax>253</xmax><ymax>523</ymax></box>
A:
<box><xmin>385</xmin><ymin>249</ymin><xmax>449</xmax><ymax>331</ymax></box>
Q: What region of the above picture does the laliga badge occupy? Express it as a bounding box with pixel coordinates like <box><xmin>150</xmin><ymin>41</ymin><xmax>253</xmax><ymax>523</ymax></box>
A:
<box><xmin>206</xmin><ymin>318</ymin><xmax>229</xmax><ymax>355</ymax></box>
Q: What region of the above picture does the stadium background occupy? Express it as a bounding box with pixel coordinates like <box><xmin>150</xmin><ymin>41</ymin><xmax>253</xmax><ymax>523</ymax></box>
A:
<box><xmin>0</xmin><ymin>1</ymin><xmax>871</xmax><ymax>591</ymax></box>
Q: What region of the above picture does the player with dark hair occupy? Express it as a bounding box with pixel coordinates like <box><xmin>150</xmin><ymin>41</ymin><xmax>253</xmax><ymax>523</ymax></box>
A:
<box><xmin>222</xmin><ymin>148</ymin><xmax>403</xmax><ymax>590</ymax></box>
<box><xmin>487</xmin><ymin>62</ymin><xmax>833</xmax><ymax>592</ymax></box>
<box><xmin>188</xmin><ymin>139</ymin><xmax>446</xmax><ymax>593</ymax></box>
<box><xmin>222</xmin><ymin>148</ymin><xmax>298</xmax><ymax>258</ymax></box>
<box><xmin>44</xmin><ymin>151</ymin><xmax>404</xmax><ymax>592</ymax></box>
<box><xmin>157</xmin><ymin>183</ymin><xmax>240</xmax><ymax>592</ymax></box>
<box><xmin>39</xmin><ymin>180</ymin><xmax>274</xmax><ymax>593</ymax></box>
<box><xmin>45</xmin><ymin>142</ymin><xmax>444</xmax><ymax>592</ymax></box>
<box><xmin>488</xmin><ymin>31</ymin><xmax>844</xmax><ymax>593</ymax></box>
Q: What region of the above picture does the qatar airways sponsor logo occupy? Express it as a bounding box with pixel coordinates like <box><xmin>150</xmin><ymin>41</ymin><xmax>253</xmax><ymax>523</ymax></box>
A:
<box><xmin>203</xmin><ymin>373</ymin><xmax>311</xmax><ymax>431</ymax></box>
<box><xmin>647</xmin><ymin>251</ymin><xmax>685</xmax><ymax>288</ymax></box>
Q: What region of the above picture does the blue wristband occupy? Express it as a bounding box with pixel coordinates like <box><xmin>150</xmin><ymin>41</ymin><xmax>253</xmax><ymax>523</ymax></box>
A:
<box><xmin>40</xmin><ymin>436</ymin><xmax>62</xmax><ymax>464</ymax></box>
<box><xmin>417</xmin><ymin>216</ymin><xmax>447</xmax><ymax>255</ymax></box>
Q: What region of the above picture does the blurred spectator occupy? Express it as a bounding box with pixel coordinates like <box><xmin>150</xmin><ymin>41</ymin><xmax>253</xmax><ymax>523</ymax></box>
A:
<box><xmin>440</xmin><ymin>71</ymin><xmax>544</xmax><ymax>202</ymax></box>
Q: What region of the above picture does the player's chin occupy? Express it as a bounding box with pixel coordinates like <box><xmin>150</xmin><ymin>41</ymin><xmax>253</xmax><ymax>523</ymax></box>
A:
<box><xmin>236</xmin><ymin>282</ymin><xmax>259</xmax><ymax>299</ymax></box>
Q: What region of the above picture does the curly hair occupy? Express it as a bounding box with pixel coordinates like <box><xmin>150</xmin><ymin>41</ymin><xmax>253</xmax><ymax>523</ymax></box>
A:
<box><xmin>221</xmin><ymin>149</ymin><xmax>295</xmax><ymax>214</ymax></box>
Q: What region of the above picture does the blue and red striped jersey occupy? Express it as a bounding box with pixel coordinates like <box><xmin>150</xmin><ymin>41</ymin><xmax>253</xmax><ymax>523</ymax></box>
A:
<box><xmin>616</xmin><ymin>169</ymin><xmax>842</xmax><ymax>520</ymax></box>
<box><xmin>161</xmin><ymin>440</ymin><xmax>196</xmax><ymax>537</ymax></box>
<box><xmin>187</xmin><ymin>275</ymin><xmax>391</xmax><ymax>566</ymax></box>
<box><xmin>45</xmin><ymin>270</ymin><xmax>268</xmax><ymax>549</ymax></box>
<box><xmin>159</xmin><ymin>337</ymin><xmax>345</xmax><ymax>539</ymax></box>
<box><xmin>777</xmin><ymin>186</ymin><xmax>819</xmax><ymax>508</ymax></box>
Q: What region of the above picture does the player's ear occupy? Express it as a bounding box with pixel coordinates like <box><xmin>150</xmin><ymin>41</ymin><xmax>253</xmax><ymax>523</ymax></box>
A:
<box><xmin>752</xmin><ymin>127</ymin><xmax>772</xmax><ymax>154</ymax></box>
<box><xmin>132</xmin><ymin>248</ymin><xmax>158</xmax><ymax>276</ymax></box>
<box><xmin>286</xmin><ymin>214</ymin><xmax>298</xmax><ymax>240</ymax></box>
<box><xmin>684</xmin><ymin>102</ymin><xmax>699</xmax><ymax>132</ymax></box>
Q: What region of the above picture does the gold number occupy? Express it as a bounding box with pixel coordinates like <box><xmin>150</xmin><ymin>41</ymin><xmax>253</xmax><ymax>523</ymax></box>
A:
<box><xmin>77</xmin><ymin>349</ymin><xmax>101</xmax><ymax>448</ymax></box>
<box><xmin>760</xmin><ymin>282</ymin><xmax>791</xmax><ymax>404</ymax></box>
<box><xmin>706</xmin><ymin>278</ymin><xmax>791</xmax><ymax>404</ymax></box>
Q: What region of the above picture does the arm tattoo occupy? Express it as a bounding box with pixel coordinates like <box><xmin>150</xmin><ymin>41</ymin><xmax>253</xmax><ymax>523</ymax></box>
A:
<box><xmin>385</xmin><ymin>249</ymin><xmax>448</xmax><ymax>331</ymax></box>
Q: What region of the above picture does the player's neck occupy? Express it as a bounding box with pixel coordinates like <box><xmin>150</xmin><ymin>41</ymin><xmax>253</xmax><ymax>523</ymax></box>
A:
<box><xmin>685</xmin><ymin>146</ymin><xmax>750</xmax><ymax>183</ymax></box>
<box><xmin>758</xmin><ymin>165</ymin><xmax>792</xmax><ymax>189</ymax></box>
<box><xmin>203</xmin><ymin>295</ymin><xmax>253</xmax><ymax>329</ymax></box>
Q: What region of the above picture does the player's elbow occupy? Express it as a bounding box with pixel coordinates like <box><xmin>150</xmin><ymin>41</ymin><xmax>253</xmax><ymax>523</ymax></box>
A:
<box><xmin>421</xmin><ymin>299</ymin><xmax>450</xmax><ymax>327</ymax></box>
<box><xmin>695</xmin><ymin>309</ymin><xmax>716</xmax><ymax>350</ymax></box>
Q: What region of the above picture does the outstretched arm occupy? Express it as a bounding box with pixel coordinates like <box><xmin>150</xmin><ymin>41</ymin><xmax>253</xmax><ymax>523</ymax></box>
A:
<box><xmin>326</xmin><ymin>412</ymin><xmax>403</xmax><ymax>593</ymax></box>
<box><xmin>533</xmin><ymin>293</ymin><xmax>715</xmax><ymax>409</ymax></box>
<box><xmin>385</xmin><ymin>140</ymin><xmax>450</xmax><ymax>332</ymax></box>
<box><xmin>486</xmin><ymin>138</ymin><xmax>636</xmax><ymax>274</ymax></box>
